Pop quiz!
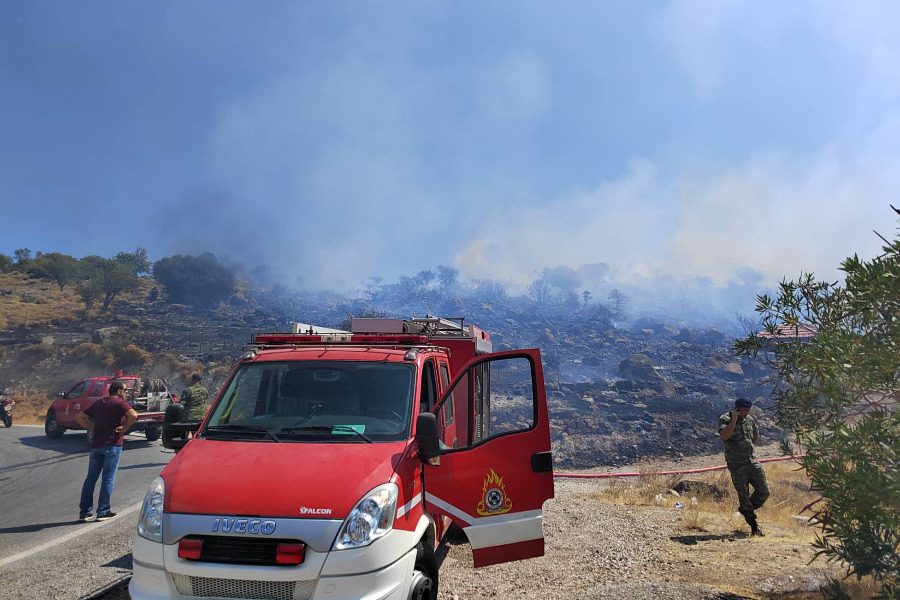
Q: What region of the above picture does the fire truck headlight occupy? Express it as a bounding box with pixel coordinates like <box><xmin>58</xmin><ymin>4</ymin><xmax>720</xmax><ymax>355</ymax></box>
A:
<box><xmin>137</xmin><ymin>476</ymin><xmax>165</xmax><ymax>542</ymax></box>
<box><xmin>334</xmin><ymin>483</ymin><xmax>398</xmax><ymax>550</ymax></box>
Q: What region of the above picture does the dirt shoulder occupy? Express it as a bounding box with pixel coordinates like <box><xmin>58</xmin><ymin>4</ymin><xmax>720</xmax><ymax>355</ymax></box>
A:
<box><xmin>438</xmin><ymin>451</ymin><xmax>842</xmax><ymax>600</ymax></box>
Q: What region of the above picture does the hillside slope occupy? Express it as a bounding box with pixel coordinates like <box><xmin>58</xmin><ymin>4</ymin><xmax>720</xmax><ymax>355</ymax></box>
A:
<box><xmin>1</xmin><ymin>271</ymin><xmax>779</xmax><ymax>469</ymax></box>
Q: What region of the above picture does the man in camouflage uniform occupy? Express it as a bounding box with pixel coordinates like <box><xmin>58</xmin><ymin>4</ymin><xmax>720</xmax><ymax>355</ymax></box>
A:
<box><xmin>718</xmin><ymin>397</ymin><xmax>769</xmax><ymax>536</ymax></box>
<box><xmin>179</xmin><ymin>373</ymin><xmax>209</xmax><ymax>421</ymax></box>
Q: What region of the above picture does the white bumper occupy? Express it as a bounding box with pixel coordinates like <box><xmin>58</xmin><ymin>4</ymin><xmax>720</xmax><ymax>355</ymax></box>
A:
<box><xmin>130</xmin><ymin>530</ymin><xmax>419</xmax><ymax>600</ymax></box>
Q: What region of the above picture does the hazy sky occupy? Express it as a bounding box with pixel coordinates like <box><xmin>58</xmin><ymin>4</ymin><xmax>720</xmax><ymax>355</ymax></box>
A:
<box><xmin>1</xmin><ymin>1</ymin><xmax>896</xmax><ymax>292</ymax></box>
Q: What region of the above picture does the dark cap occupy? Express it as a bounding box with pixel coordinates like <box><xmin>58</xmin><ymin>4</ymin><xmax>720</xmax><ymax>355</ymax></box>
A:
<box><xmin>191</xmin><ymin>373</ymin><xmax>203</xmax><ymax>382</ymax></box>
<box><xmin>734</xmin><ymin>398</ymin><xmax>752</xmax><ymax>408</ymax></box>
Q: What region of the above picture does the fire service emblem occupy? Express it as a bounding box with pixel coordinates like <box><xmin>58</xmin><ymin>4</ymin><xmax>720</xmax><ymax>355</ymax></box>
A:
<box><xmin>476</xmin><ymin>468</ymin><xmax>513</xmax><ymax>516</ymax></box>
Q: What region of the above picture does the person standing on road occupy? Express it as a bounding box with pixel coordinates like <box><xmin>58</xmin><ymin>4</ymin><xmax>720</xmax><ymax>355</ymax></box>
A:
<box><xmin>180</xmin><ymin>373</ymin><xmax>209</xmax><ymax>421</ymax></box>
<box><xmin>718</xmin><ymin>397</ymin><xmax>769</xmax><ymax>536</ymax></box>
<box><xmin>76</xmin><ymin>381</ymin><xmax>138</xmax><ymax>522</ymax></box>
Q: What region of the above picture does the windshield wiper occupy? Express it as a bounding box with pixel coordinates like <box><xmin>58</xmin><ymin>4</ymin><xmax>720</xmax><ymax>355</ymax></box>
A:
<box><xmin>279</xmin><ymin>425</ymin><xmax>373</xmax><ymax>443</ymax></box>
<box><xmin>205</xmin><ymin>424</ymin><xmax>282</xmax><ymax>442</ymax></box>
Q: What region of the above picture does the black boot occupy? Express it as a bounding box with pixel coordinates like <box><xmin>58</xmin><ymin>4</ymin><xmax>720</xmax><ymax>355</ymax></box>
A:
<box><xmin>744</xmin><ymin>512</ymin><xmax>764</xmax><ymax>536</ymax></box>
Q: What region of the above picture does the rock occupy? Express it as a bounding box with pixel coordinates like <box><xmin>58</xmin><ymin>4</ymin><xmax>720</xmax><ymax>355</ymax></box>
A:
<box><xmin>92</xmin><ymin>327</ymin><xmax>122</xmax><ymax>343</ymax></box>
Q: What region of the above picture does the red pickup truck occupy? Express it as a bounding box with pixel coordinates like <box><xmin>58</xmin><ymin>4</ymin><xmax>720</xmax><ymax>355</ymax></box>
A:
<box><xmin>45</xmin><ymin>370</ymin><xmax>176</xmax><ymax>442</ymax></box>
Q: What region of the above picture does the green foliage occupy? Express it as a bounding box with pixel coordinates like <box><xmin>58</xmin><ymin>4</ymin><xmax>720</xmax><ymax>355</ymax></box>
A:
<box><xmin>735</xmin><ymin>216</ymin><xmax>899</xmax><ymax>595</ymax></box>
<box><xmin>13</xmin><ymin>248</ymin><xmax>32</xmax><ymax>264</ymax></box>
<box><xmin>0</xmin><ymin>253</ymin><xmax>12</xmax><ymax>272</ymax></box>
<box><xmin>26</xmin><ymin>252</ymin><xmax>81</xmax><ymax>290</ymax></box>
<box><xmin>152</xmin><ymin>252</ymin><xmax>236</xmax><ymax>307</ymax></box>
<box><xmin>114</xmin><ymin>247</ymin><xmax>151</xmax><ymax>276</ymax></box>
<box><xmin>78</xmin><ymin>256</ymin><xmax>141</xmax><ymax>311</ymax></box>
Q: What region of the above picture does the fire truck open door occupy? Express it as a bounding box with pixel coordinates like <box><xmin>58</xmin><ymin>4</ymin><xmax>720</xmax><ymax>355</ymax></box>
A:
<box><xmin>419</xmin><ymin>349</ymin><xmax>555</xmax><ymax>567</ymax></box>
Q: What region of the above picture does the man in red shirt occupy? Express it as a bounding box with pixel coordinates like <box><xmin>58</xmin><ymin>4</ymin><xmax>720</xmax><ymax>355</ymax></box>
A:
<box><xmin>76</xmin><ymin>381</ymin><xmax>138</xmax><ymax>521</ymax></box>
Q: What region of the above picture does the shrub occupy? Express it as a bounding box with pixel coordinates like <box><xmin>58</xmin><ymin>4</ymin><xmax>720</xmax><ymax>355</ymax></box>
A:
<box><xmin>107</xmin><ymin>343</ymin><xmax>152</xmax><ymax>371</ymax></box>
<box><xmin>735</xmin><ymin>211</ymin><xmax>899</xmax><ymax>594</ymax></box>
<box><xmin>152</xmin><ymin>253</ymin><xmax>236</xmax><ymax>307</ymax></box>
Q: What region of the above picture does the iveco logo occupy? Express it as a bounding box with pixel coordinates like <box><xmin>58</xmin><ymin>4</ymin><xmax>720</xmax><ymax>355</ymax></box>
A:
<box><xmin>211</xmin><ymin>518</ymin><xmax>276</xmax><ymax>535</ymax></box>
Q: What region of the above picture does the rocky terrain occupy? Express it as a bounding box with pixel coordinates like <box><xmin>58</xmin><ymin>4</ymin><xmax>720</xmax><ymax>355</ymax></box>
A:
<box><xmin>0</xmin><ymin>272</ymin><xmax>779</xmax><ymax>468</ymax></box>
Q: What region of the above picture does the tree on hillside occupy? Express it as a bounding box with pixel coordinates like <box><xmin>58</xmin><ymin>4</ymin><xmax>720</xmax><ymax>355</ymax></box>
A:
<box><xmin>14</xmin><ymin>248</ymin><xmax>32</xmax><ymax>264</ymax></box>
<box><xmin>79</xmin><ymin>256</ymin><xmax>142</xmax><ymax>311</ymax></box>
<box><xmin>735</xmin><ymin>213</ymin><xmax>899</xmax><ymax>594</ymax></box>
<box><xmin>0</xmin><ymin>253</ymin><xmax>12</xmax><ymax>273</ymax></box>
<box><xmin>27</xmin><ymin>252</ymin><xmax>81</xmax><ymax>290</ymax></box>
<box><xmin>527</xmin><ymin>276</ymin><xmax>553</xmax><ymax>304</ymax></box>
<box><xmin>608</xmin><ymin>288</ymin><xmax>628</xmax><ymax>318</ymax></box>
<box><xmin>437</xmin><ymin>265</ymin><xmax>458</xmax><ymax>291</ymax></box>
<box><xmin>114</xmin><ymin>247</ymin><xmax>151</xmax><ymax>276</ymax></box>
<box><xmin>152</xmin><ymin>253</ymin><xmax>236</xmax><ymax>307</ymax></box>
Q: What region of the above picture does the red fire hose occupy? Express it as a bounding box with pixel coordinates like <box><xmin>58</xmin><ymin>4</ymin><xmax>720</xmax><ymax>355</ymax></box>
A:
<box><xmin>554</xmin><ymin>455</ymin><xmax>804</xmax><ymax>479</ymax></box>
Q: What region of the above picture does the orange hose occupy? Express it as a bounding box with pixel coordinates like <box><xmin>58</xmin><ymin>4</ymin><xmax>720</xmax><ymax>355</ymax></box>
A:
<box><xmin>554</xmin><ymin>454</ymin><xmax>805</xmax><ymax>478</ymax></box>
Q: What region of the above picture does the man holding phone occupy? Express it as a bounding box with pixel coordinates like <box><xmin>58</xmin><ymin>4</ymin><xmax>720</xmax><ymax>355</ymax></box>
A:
<box><xmin>718</xmin><ymin>397</ymin><xmax>769</xmax><ymax>536</ymax></box>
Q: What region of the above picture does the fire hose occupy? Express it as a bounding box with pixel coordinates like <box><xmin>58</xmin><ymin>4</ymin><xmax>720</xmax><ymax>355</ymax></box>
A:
<box><xmin>554</xmin><ymin>454</ymin><xmax>804</xmax><ymax>479</ymax></box>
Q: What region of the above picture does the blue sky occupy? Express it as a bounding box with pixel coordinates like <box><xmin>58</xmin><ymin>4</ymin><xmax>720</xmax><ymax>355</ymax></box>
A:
<box><xmin>1</xmin><ymin>1</ymin><xmax>896</xmax><ymax>295</ymax></box>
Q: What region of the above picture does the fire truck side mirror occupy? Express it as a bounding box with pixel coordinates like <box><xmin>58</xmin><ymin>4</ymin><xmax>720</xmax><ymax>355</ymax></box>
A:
<box><xmin>415</xmin><ymin>412</ymin><xmax>441</xmax><ymax>465</ymax></box>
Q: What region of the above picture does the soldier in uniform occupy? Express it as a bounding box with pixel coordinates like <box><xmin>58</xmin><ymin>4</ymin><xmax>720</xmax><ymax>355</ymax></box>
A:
<box><xmin>718</xmin><ymin>397</ymin><xmax>769</xmax><ymax>536</ymax></box>
<box><xmin>180</xmin><ymin>373</ymin><xmax>210</xmax><ymax>421</ymax></box>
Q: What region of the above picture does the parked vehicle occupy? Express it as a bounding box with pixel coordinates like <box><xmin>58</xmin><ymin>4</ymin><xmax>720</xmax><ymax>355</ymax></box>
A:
<box><xmin>131</xmin><ymin>317</ymin><xmax>554</xmax><ymax>600</ymax></box>
<box><xmin>45</xmin><ymin>371</ymin><xmax>176</xmax><ymax>441</ymax></box>
<box><xmin>1</xmin><ymin>389</ymin><xmax>13</xmax><ymax>427</ymax></box>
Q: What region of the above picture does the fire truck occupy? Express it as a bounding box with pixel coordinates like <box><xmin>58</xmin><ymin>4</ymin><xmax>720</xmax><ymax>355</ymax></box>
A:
<box><xmin>130</xmin><ymin>317</ymin><xmax>554</xmax><ymax>600</ymax></box>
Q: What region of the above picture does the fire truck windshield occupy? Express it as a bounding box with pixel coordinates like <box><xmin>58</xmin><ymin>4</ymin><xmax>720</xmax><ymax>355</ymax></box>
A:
<box><xmin>203</xmin><ymin>361</ymin><xmax>415</xmax><ymax>442</ymax></box>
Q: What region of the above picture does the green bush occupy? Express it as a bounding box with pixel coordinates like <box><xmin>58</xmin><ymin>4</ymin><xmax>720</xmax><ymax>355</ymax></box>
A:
<box><xmin>736</xmin><ymin>212</ymin><xmax>899</xmax><ymax>595</ymax></box>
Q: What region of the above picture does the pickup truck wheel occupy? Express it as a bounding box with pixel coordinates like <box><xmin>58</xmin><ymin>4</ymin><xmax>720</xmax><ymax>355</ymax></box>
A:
<box><xmin>144</xmin><ymin>426</ymin><xmax>161</xmax><ymax>442</ymax></box>
<box><xmin>409</xmin><ymin>542</ymin><xmax>438</xmax><ymax>600</ymax></box>
<box><xmin>45</xmin><ymin>410</ymin><xmax>65</xmax><ymax>438</ymax></box>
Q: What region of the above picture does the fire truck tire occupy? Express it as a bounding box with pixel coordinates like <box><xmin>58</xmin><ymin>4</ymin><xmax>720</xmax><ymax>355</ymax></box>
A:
<box><xmin>45</xmin><ymin>410</ymin><xmax>65</xmax><ymax>438</ymax></box>
<box><xmin>409</xmin><ymin>542</ymin><xmax>438</xmax><ymax>600</ymax></box>
<box><xmin>144</xmin><ymin>426</ymin><xmax>161</xmax><ymax>442</ymax></box>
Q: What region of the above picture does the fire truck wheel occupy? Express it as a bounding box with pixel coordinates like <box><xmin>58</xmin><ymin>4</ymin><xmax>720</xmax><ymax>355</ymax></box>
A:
<box><xmin>409</xmin><ymin>542</ymin><xmax>438</xmax><ymax>600</ymax></box>
<box><xmin>144</xmin><ymin>426</ymin><xmax>161</xmax><ymax>442</ymax></box>
<box><xmin>44</xmin><ymin>410</ymin><xmax>65</xmax><ymax>438</ymax></box>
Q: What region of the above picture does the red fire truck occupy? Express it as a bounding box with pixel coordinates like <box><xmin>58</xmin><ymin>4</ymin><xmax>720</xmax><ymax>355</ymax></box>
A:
<box><xmin>130</xmin><ymin>316</ymin><xmax>554</xmax><ymax>600</ymax></box>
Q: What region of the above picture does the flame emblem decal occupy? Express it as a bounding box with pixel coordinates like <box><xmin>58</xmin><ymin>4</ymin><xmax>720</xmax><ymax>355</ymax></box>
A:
<box><xmin>476</xmin><ymin>468</ymin><xmax>513</xmax><ymax>516</ymax></box>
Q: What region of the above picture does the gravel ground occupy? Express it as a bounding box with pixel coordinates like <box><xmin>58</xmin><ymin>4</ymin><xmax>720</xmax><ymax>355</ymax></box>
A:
<box><xmin>437</xmin><ymin>472</ymin><xmax>836</xmax><ymax>600</ymax></box>
<box><xmin>438</xmin><ymin>477</ymin><xmax>719</xmax><ymax>599</ymax></box>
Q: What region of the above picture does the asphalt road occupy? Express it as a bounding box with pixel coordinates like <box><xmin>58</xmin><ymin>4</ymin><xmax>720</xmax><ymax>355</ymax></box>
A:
<box><xmin>0</xmin><ymin>424</ymin><xmax>174</xmax><ymax>599</ymax></box>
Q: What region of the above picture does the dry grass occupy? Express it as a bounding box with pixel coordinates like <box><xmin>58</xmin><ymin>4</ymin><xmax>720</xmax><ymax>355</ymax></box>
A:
<box><xmin>596</xmin><ymin>462</ymin><xmax>815</xmax><ymax>533</ymax></box>
<box><xmin>5</xmin><ymin>388</ymin><xmax>53</xmax><ymax>424</ymax></box>
<box><xmin>0</xmin><ymin>272</ymin><xmax>83</xmax><ymax>328</ymax></box>
<box><xmin>0</xmin><ymin>271</ymin><xmax>156</xmax><ymax>330</ymax></box>
<box><xmin>593</xmin><ymin>461</ymin><xmax>887</xmax><ymax>598</ymax></box>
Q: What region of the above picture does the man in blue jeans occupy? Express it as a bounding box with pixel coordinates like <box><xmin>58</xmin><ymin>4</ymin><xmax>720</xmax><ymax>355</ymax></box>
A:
<box><xmin>76</xmin><ymin>381</ymin><xmax>138</xmax><ymax>522</ymax></box>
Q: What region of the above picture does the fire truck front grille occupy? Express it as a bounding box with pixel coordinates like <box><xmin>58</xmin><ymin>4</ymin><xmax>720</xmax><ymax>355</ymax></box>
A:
<box><xmin>197</xmin><ymin>536</ymin><xmax>301</xmax><ymax>566</ymax></box>
<box><xmin>171</xmin><ymin>573</ymin><xmax>317</xmax><ymax>600</ymax></box>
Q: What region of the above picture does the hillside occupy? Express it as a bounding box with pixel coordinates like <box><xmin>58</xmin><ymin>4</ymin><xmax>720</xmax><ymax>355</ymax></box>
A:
<box><xmin>0</xmin><ymin>271</ymin><xmax>778</xmax><ymax>468</ymax></box>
